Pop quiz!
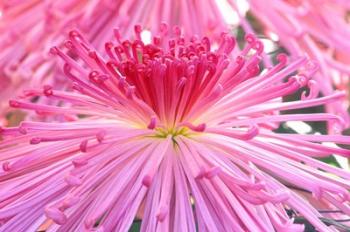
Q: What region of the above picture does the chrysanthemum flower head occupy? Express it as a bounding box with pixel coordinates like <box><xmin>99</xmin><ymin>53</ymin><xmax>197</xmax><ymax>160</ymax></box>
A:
<box><xmin>1</xmin><ymin>25</ymin><xmax>350</xmax><ymax>231</ymax></box>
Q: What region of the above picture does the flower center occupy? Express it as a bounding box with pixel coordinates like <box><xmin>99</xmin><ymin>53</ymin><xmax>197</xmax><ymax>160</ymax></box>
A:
<box><xmin>153</xmin><ymin>126</ymin><xmax>190</xmax><ymax>138</ymax></box>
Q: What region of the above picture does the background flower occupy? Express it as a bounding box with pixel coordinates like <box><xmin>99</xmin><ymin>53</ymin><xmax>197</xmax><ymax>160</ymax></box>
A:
<box><xmin>245</xmin><ymin>0</ymin><xmax>350</xmax><ymax>130</ymax></box>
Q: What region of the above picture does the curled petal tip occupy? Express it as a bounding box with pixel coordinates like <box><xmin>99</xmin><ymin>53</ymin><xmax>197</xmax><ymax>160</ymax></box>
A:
<box><xmin>245</xmin><ymin>34</ymin><xmax>256</xmax><ymax>44</ymax></box>
<box><xmin>45</xmin><ymin>207</ymin><xmax>67</xmax><ymax>225</ymax></box>
<box><xmin>64</xmin><ymin>174</ymin><xmax>82</xmax><ymax>187</ymax></box>
<box><xmin>134</xmin><ymin>24</ymin><xmax>142</xmax><ymax>33</ymax></box>
<box><xmin>301</xmin><ymin>80</ymin><xmax>319</xmax><ymax>100</ymax></box>
<box><xmin>96</xmin><ymin>131</ymin><xmax>106</xmax><ymax>143</ymax></box>
<box><xmin>181</xmin><ymin>122</ymin><xmax>206</xmax><ymax>132</ymax></box>
<box><xmin>49</xmin><ymin>46</ymin><xmax>59</xmax><ymax>55</ymax></box>
<box><xmin>147</xmin><ymin>116</ymin><xmax>157</xmax><ymax>130</ymax></box>
<box><xmin>2</xmin><ymin>161</ymin><xmax>11</xmax><ymax>172</ymax></box>
<box><xmin>253</xmin><ymin>40</ymin><xmax>264</xmax><ymax>54</ymax></box>
<box><xmin>30</xmin><ymin>137</ymin><xmax>42</xmax><ymax>144</ymax></box>
<box><xmin>277</xmin><ymin>53</ymin><xmax>288</xmax><ymax>64</ymax></box>
<box><xmin>142</xmin><ymin>175</ymin><xmax>152</xmax><ymax>187</ymax></box>
<box><xmin>43</xmin><ymin>85</ymin><xmax>53</xmax><ymax>96</ymax></box>
<box><xmin>9</xmin><ymin>100</ymin><xmax>20</xmax><ymax>108</ymax></box>
<box><xmin>18</xmin><ymin>126</ymin><xmax>27</xmax><ymax>134</ymax></box>
<box><xmin>62</xmin><ymin>195</ymin><xmax>80</xmax><ymax>208</ymax></box>
<box><xmin>80</xmin><ymin>140</ymin><xmax>88</xmax><ymax>152</ymax></box>
<box><xmin>205</xmin><ymin>166</ymin><xmax>221</xmax><ymax>178</ymax></box>
<box><xmin>195</xmin><ymin>167</ymin><xmax>206</xmax><ymax>179</ymax></box>
<box><xmin>72</xmin><ymin>157</ymin><xmax>88</xmax><ymax>167</ymax></box>
<box><xmin>157</xmin><ymin>206</ymin><xmax>168</xmax><ymax>222</ymax></box>
<box><xmin>64</xmin><ymin>40</ymin><xmax>73</xmax><ymax>49</ymax></box>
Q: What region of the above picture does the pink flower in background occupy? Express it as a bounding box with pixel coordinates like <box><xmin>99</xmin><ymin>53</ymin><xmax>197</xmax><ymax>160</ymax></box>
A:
<box><xmin>1</xmin><ymin>26</ymin><xmax>350</xmax><ymax>231</ymax></box>
<box><xmin>0</xmin><ymin>0</ymin><xmax>229</xmax><ymax>125</ymax></box>
<box><xmin>246</xmin><ymin>0</ymin><xmax>350</xmax><ymax>130</ymax></box>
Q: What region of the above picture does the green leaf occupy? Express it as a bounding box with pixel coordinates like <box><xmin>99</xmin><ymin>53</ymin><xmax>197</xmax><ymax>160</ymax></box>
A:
<box><xmin>129</xmin><ymin>220</ymin><xmax>141</xmax><ymax>232</ymax></box>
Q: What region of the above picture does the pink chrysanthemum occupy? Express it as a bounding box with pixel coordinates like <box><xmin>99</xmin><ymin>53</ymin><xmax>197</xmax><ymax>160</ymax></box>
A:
<box><xmin>0</xmin><ymin>0</ymin><xmax>229</xmax><ymax>124</ymax></box>
<box><xmin>246</xmin><ymin>0</ymin><xmax>350</xmax><ymax>129</ymax></box>
<box><xmin>1</xmin><ymin>27</ymin><xmax>350</xmax><ymax>231</ymax></box>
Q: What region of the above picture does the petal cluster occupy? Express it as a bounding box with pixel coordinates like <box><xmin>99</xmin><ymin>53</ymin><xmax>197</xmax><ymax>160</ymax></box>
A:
<box><xmin>1</xmin><ymin>26</ymin><xmax>350</xmax><ymax>231</ymax></box>
<box><xmin>0</xmin><ymin>0</ymin><xmax>229</xmax><ymax>124</ymax></box>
